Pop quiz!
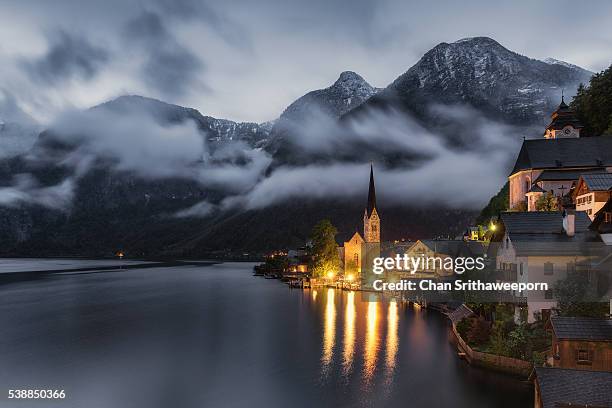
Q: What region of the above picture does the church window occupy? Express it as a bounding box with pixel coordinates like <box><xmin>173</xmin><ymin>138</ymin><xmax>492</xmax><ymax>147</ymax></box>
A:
<box><xmin>372</xmin><ymin>225</ymin><xmax>377</xmax><ymax>233</ymax></box>
<box><xmin>353</xmin><ymin>253</ymin><xmax>359</xmax><ymax>265</ymax></box>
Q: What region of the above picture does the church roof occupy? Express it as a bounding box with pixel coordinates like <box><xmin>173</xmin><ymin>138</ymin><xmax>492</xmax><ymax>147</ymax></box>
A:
<box><xmin>510</xmin><ymin>137</ymin><xmax>612</xmax><ymax>175</ymax></box>
<box><xmin>366</xmin><ymin>164</ymin><xmax>377</xmax><ymax>217</ymax></box>
<box><xmin>545</xmin><ymin>96</ymin><xmax>584</xmax><ymax>132</ymax></box>
<box><xmin>528</xmin><ymin>184</ymin><xmax>545</xmax><ymax>193</ymax></box>
<box><xmin>534</xmin><ymin>169</ymin><xmax>603</xmax><ymax>183</ymax></box>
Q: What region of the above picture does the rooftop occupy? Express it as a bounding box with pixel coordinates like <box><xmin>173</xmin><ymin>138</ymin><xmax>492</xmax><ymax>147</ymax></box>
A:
<box><xmin>511</xmin><ymin>137</ymin><xmax>612</xmax><ymax>175</ymax></box>
<box><xmin>550</xmin><ymin>316</ymin><xmax>612</xmax><ymax>341</ymax></box>
<box><xmin>500</xmin><ymin>211</ymin><xmax>591</xmax><ymax>234</ymax></box>
<box><xmin>535</xmin><ymin>367</ymin><xmax>612</xmax><ymax>408</ymax></box>
<box><xmin>580</xmin><ymin>173</ymin><xmax>612</xmax><ymax>192</ymax></box>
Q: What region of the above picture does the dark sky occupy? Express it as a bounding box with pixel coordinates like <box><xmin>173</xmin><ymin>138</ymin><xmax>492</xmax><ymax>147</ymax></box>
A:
<box><xmin>1</xmin><ymin>0</ymin><xmax>611</xmax><ymax>123</ymax></box>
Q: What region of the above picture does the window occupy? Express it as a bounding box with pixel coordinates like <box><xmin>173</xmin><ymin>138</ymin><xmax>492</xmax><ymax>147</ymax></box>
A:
<box><xmin>605</xmin><ymin>212</ymin><xmax>612</xmax><ymax>223</ymax></box>
<box><xmin>566</xmin><ymin>262</ymin><xmax>575</xmax><ymax>274</ymax></box>
<box><xmin>519</xmin><ymin>263</ymin><xmax>524</xmax><ymax>276</ymax></box>
<box><xmin>353</xmin><ymin>253</ymin><xmax>359</xmax><ymax>265</ymax></box>
<box><xmin>372</xmin><ymin>225</ymin><xmax>377</xmax><ymax>233</ymax></box>
<box><xmin>545</xmin><ymin>289</ymin><xmax>553</xmax><ymax>299</ymax></box>
<box><xmin>544</xmin><ymin>262</ymin><xmax>554</xmax><ymax>275</ymax></box>
<box><xmin>577</xmin><ymin>350</ymin><xmax>591</xmax><ymax>364</ymax></box>
<box><xmin>505</xmin><ymin>237</ymin><xmax>509</xmax><ymax>250</ymax></box>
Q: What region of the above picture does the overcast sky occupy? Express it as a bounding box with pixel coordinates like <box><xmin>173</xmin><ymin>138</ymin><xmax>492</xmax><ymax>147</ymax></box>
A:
<box><xmin>1</xmin><ymin>0</ymin><xmax>611</xmax><ymax>124</ymax></box>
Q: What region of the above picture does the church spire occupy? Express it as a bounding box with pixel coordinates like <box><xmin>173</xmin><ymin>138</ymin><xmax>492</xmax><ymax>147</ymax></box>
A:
<box><xmin>367</xmin><ymin>163</ymin><xmax>376</xmax><ymax>217</ymax></box>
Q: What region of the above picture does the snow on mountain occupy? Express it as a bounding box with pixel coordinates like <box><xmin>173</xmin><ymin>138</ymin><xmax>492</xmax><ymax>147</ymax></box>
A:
<box><xmin>362</xmin><ymin>37</ymin><xmax>593</xmax><ymax>125</ymax></box>
<box><xmin>542</xmin><ymin>57</ymin><xmax>587</xmax><ymax>72</ymax></box>
<box><xmin>278</xmin><ymin>71</ymin><xmax>379</xmax><ymax>123</ymax></box>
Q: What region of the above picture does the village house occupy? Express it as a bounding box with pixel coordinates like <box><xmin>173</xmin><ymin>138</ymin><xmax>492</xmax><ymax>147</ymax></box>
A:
<box><xmin>591</xmin><ymin>198</ymin><xmax>612</xmax><ymax>246</ymax></box>
<box><xmin>546</xmin><ymin>316</ymin><xmax>612</xmax><ymax>372</ymax></box>
<box><xmin>508</xmin><ymin>98</ymin><xmax>612</xmax><ymax>210</ymax></box>
<box><xmin>574</xmin><ymin>173</ymin><xmax>612</xmax><ymax>219</ymax></box>
<box><xmin>533</xmin><ymin>367</ymin><xmax>612</xmax><ymax>408</ymax></box>
<box><xmin>494</xmin><ymin>210</ymin><xmax>604</xmax><ymax>322</ymax></box>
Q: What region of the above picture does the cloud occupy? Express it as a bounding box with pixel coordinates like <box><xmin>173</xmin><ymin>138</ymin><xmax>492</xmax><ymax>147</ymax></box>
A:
<box><xmin>219</xmin><ymin>105</ymin><xmax>519</xmax><ymax>211</ymax></box>
<box><xmin>0</xmin><ymin>173</ymin><xmax>74</xmax><ymax>210</ymax></box>
<box><xmin>123</xmin><ymin>11</ymin><xmax>206</xmax><ymax>98</ymax></box>
<box><xmin>174</xmin><ymin>200</ymin><xmax>215</xmax><ymax>217</ymax></box>
<box><xmin>48</xmin><ymin>106</ymin><xmax>207</xmax><ymax>179</ymax></box>
<box><xmin>156</xmin><ymin>0</ymin><xmax>252</xmax><ymax>50</ymax></box>
<box><xmin>22</xmin><ymin>30</ymin><xmax>109</xmax><ymax>84</ymax></box>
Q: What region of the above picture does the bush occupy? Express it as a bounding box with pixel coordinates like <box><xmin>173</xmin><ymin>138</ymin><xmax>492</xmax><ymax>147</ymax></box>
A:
<box><xmin>467</xmin><ymin>318</ymin><xmax>491</xmax><ymax>346</ymax></box>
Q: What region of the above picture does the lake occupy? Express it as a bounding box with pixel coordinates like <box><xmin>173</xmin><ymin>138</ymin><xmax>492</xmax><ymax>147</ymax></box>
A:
<box><xmin>0</xmin><ymin>261</ymin><xmax>532</xmax><ymax>407</ymax></box>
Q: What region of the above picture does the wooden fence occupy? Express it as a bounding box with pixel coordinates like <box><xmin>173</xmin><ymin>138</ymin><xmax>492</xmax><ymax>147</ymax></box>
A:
<box><xmin>453</xmin><ymin>325</ymin><xmax>533</xmax><ymax>378</ymax></box>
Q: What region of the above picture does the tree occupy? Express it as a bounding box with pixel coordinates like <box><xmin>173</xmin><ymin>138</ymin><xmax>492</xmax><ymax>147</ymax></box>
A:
<box><xmin>555</xmin><ymin>272</ymin><xmax>608</xmax><ymax>318</ymax></box>
<box><xmin>511</xmin><ymin>201</ymin><xmax>527</xmax><ymax>212</ymax></box>
<box><xmin>308</xmin><ymin>219</ymin><xmax>340</xmax><ymax>278</ymax></box>
<box><xmin>476</xmin><ymin>182</ymin><xmax>509</xmax><ymax>224</ymax></box>
<box><xmin>570</xmin><ymin>64</ymin><xmax>612</xmax><ymax>136</ymax></box>
<box><xmin>535</xmin><ymin>192</ymin><xmax>558</xmax><ymax>211</ymax></box>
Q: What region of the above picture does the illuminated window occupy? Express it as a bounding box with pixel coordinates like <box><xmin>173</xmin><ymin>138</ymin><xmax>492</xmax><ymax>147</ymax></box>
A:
<box><xmin>605</xmin><ymin>212</ymin><xmax>612</xmax><ymax>223</ymax></box>
<box><xmin>353</xmin><ymin>253</ymin><xmax>359</xmax><ymax>265</ymax></box>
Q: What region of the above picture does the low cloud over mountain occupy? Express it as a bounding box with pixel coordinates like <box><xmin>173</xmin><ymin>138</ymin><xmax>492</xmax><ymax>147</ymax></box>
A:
<box><xmin>0</xmin><ymin>36</ymin><xmax>598</xmax><ymax>255</ymax></box>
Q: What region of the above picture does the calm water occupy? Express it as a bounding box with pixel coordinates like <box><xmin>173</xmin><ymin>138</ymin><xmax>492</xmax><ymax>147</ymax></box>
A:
<box><xmin>0</xmin><ymin>262</ymin><xmax>532</xmax><ymax>408</ymax></box>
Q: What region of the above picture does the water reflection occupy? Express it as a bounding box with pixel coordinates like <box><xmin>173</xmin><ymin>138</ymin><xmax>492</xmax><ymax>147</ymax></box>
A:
<box><xmin>363</xmin><ymin>300</ymin><xmax>379</xmax><ymax>386</ymax></box>
<box><xmin>385</xmin><ymin>300</ymin><xmax>399</xmax><ymax>371</ymax></box>
<box><xmin>342</xmin><ymin>291</ymin><xmax>356</xmax><ymax>377</ymax></box>
<box><xmin>321</xmin><ymin>288</ymin><xmax>335</xmax><ymax>376</ymax></box>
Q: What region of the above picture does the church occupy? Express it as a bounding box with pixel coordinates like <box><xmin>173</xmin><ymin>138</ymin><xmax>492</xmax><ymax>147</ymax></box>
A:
<box><xmin>509</xmin><ymin>96</ymin><xmax>612</xmax><ymax>211</ymax></box>
<box><xmin>341</xmin><ymin>164</ymin><xmax>381</xmax><ymax>285</ymax></box>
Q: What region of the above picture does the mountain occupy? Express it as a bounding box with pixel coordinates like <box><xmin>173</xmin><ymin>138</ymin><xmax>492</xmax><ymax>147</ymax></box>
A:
<box><xmin>277</xmin><ymin>71</ymin><xmax>379</xmax><ymax>123</ymax></box>
<box><xmin>267</xmin><ymin>71</ymin><xmax>379</xmax><ymax>156</ymax></box>
<box><xmin>96</xmin><ymin>95</ymin><xmax>273</xmax><ymax>149</ymax></box>
<box><xmin>0</xmin><ymin>37</ymin><xmax>598</xmax><ymax>258</ymax></box>
<box><xmin>349</xmin><ymin>37</ymin><xmax>592</xmax><ymax>131</ymax></box>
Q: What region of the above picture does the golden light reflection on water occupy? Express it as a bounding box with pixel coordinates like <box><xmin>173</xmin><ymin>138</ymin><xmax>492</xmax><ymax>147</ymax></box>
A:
<box><xmin>385</xmin><ymin>300</ymin><xmax>399</xmax><ymax>371</ymax></box>
<box><xmin>362</xmin><ymin>300</ymin><xmax>379</xmax><ymax>385</ymax></box>
<box><xmin>342</xmin><ymin>291</ymin><xmax>356</xmax><ymax>376</ymax></box>
<box><xmin>321</xmin><ymin>288</ymin><xmax>335</xmax><ymax>375</ymax></box>
<box><xmin>312</xmin><ymin>289</ymin><xmax>317</xmax><ymax>301</ymax></box>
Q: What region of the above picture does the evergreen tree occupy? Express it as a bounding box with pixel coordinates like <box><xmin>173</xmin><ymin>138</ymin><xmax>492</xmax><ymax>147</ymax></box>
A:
<box><xmin>570</xmin><ymin>64</ymin><xmax>612</xmax><ymax>136</ymax></box>
<box><xmin>476</xmin><ymin>182</ymin><xmax>509</xmax><ymax>224</ymax></box>
<box><xmin>308</xmin><ymin>219</ymin><xmax>340</xmax><ymax>278</ymax></box>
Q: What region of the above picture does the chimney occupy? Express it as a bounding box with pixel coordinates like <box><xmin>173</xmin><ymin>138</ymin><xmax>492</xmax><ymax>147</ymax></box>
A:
<box><xmin>563</xmin><ymin>209</ymin><xmax>575</xmax><ymax>237</ymax></box>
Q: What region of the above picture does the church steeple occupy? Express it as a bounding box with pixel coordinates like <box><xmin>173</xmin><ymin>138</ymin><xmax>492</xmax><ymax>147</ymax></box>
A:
<box><xmin>366</xmin><ymin>163</ymin><xmax>377</xmax><ymax>217</ymax></box>
<box><xmin>363</xmin><ymin>163</ymin><xmax>380</xmax><ymax>243</ymax></box>
<box><xmin>544</xmin><ymin>94</ymin><xmax>583</xmax><ymax>139</ymax></box>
